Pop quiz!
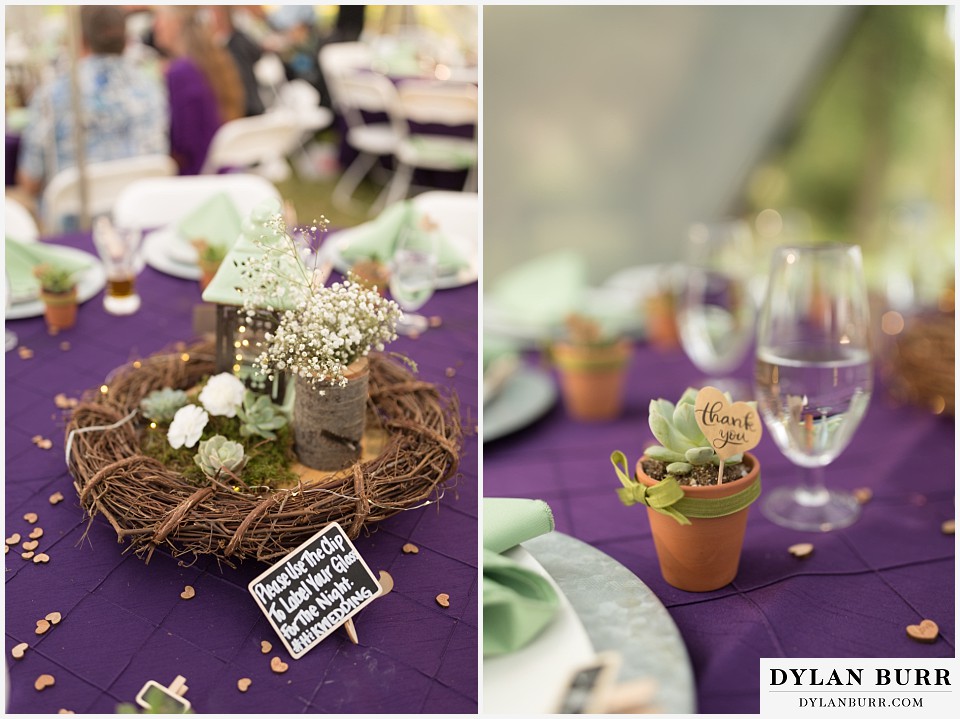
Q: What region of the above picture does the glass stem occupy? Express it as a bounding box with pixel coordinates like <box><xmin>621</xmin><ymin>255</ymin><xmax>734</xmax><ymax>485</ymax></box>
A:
<box><xmin>796</xmin><ymin>464</ymin><xmax>830</xmax><ymax>507</ymax></box>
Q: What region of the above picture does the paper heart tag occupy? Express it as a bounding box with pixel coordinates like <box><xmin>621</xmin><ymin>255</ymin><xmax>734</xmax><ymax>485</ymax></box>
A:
<box><xmin>694</xmin><ymin>387</ymin><xmax>762</xmax><ymax>460</ymax></box>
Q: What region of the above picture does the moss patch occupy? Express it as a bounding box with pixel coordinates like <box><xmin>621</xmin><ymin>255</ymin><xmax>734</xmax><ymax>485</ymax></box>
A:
<box><xmin>141</xmin><ymin>412</ymin><xmax>297</xmax><ymax>488</ymax></box>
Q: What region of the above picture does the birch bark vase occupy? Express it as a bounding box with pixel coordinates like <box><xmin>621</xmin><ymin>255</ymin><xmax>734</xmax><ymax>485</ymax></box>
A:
<box><xmin>293</xmin><ymin>357</ymin><xmax>369</xmax><ymax>470</ymax></box>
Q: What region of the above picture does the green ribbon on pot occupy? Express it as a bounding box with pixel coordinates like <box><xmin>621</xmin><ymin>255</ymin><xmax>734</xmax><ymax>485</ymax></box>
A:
<box><xmin>611</xmin><ymin>450</ymin><xmax>761</xmax><ymax>525</ymax></box>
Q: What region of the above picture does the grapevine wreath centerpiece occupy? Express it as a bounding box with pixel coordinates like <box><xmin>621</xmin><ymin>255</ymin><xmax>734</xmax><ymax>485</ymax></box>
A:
<box><xmin>66</xmin><ymin>201</ymin><xmax>462</xmax><ymax>564</ymax></box>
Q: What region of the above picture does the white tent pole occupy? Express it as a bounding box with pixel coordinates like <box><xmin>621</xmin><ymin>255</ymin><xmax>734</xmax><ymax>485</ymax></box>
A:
<box><xmin>66</xmin><ymin>5</ymin><xmax>90</xmax><ymax>230</ymax></box>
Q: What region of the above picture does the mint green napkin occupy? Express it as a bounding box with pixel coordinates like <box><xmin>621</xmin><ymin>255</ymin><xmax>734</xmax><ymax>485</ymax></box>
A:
<box><xmin>483</xmin><ymin>498</ymin><xmax>560</xmax><ymax>657</ymax></box>
<box><xmin>408</xmin><ymin>137</ymin><xmax>477</xmax><ymax>168</ymax></box>
<box><xmin>482</xmin><ymin>335</ymin><xmax>518</xmax><ymax>371</ymax></box>
<box><xmin>4</xmin><ymin>237</ymin><xmax>92</xmax><ymax>299</ymax></box>
<box><xmin>177</xmin><ymin>193</ymin><xmax>242</xmax><ymax>249</ymax></box>
<box><xmin>338</xmin><ymin>200</ymin><xmax>469</xmax><ymax>270</ymax></box>
<box><xmin>487</xmin><ymin>250</ymin><xmax>588</xmax><ymax>329</ymax></box>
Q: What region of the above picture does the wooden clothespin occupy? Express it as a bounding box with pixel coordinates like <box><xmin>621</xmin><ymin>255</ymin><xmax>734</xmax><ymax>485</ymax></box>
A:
<box><xmin>135</xmin><ymin>674</ymin><xmax>191</xmax><ymax>713</ymax></box>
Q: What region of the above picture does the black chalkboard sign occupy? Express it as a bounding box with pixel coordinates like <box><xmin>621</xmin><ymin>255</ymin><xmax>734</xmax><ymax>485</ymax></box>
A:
<box><xmin>248</xmin><ymin>522</ymin><xmax>382</xmax><ymax>659</ymax></box>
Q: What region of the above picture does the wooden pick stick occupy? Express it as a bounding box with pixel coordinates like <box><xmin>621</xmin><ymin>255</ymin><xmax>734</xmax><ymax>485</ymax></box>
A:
<box><xmin>717</xmin><ymin>459</ymin><xmax>725</xmax><ymax>486</ymax></box>
<box><xmin>343</xmin><ymin>617</ymin><xmax>358</xmax><ymax>645</ymax></box>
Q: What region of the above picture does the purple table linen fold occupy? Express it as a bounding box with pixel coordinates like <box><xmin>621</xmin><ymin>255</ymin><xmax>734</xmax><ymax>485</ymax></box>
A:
<box><xmin>4</xmin><ymin>231</ymin><xmax>478</xmax><ymax>713</ymax></box>
<box><xmin>483</xmin><ymin>345</ymin><xmax>954</xmax><ymax>714</ymax></box>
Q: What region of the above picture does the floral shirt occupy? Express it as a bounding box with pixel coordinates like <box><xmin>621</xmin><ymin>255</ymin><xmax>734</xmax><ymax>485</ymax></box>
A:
<box><xmin>19</xmin><ymin>54</ymin><xmax>169</xmax><ymax>185</ymax></box>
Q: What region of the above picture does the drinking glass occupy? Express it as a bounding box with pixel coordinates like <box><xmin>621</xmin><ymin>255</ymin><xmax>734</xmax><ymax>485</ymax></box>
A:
<box><xmin>4</xmin><ymin>272</ymin><xmax>17</xmax><ymax>352</ymax></box>
<box><xmin>754</xmin><ymin>244</ymin><xmax>872</xmax><ymax>531</ymax></box>
<box><xmin>389</xmin><ymin>225</ymin><xmax>439</xmax><ymax>335</ymax></box>
<box><xmin>92</xmin><ymin>216</ymin><xmax>142</xmax><ymax>315</ymax></box>
<box><xmin>676</xmin><ymin>220</ymin><xmax>756</xmax><ymax>398</ymax></box>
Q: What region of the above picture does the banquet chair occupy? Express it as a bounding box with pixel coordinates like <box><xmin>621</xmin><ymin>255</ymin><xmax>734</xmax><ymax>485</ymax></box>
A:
<box><xmin>112</xmin><ymin>173</ymin><xmax>281</xmax><ymax>232</ymax></box>
<box><xmin>253</xmin><ymin>52</ymin><xmax>288</xmax><ymax>110</ymax></box>
<box><xmin>318</xmin><ymin>41</ymin><xmax>374</xmax><ymax>107</ymax></box>
<box><xmin>41</xmin><ymin>154</ymin><xmax>177</xmax><ymax>233</ymax></box>
<box><xmin>330</xmin><ymin>72</ymin><xmax>406</xmax><ymax>212</ymax></box>
<box><xmin>5</xmin><ymin>195</ymin><xmax>40</xmax><ymax>243</ymax></box>
<box><xmin>379</xmin><ymin>80</ymin><xmax>478</xmax><ymax>210</ymax></box>
<box><xmin>200</xmin><ymin>111</ymin><xmax>303</xmax><ymax>181</ymax></box>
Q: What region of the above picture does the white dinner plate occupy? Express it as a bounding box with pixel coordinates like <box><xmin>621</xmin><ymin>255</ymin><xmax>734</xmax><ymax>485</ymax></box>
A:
<box><xmin>323</xmin><ymin>226</ymin><xmax>479</xmax><ymax>289</ymax></box>
<box><xmin>5</xmin><ymin>247</ymin><xmax>107</xmax><ymax>320</ymax></box>
<box><xmin>483</xmin><ymin>366</ymin><xmax>557</xmax><ymax>443</ymax></box>
<box><xmin>483</xmin><ymin>544</ymin><xmax>596</xmax><ymax>714</ymax></box>
<box><xmin>143</xmin><ymin>230</ymin><xmax>202</xmax><ymax>281</ymax></box>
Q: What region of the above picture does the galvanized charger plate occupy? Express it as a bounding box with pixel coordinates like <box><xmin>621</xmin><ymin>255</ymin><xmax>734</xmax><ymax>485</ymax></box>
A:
<box><xmin>524</xmin><ymin>531</ymin><xmax>696</xmax><ymax>714</ymax></box>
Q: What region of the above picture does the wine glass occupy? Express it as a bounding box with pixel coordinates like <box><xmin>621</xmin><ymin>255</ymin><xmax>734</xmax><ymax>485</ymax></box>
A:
<box><xmin>4</xmin><ymin>271</ymin><xmax>17</xmax><ymax>352</ymax></box>
<box><xmin>676</xmin><ymin>220</ymin><xmax>757</xmax><ymax>398</ymax></box>
<box><xmin>754</xmin><ymin>244</ymin><xmax>872</xmax><ymax>531</ymax></box>
<box><xmin>389</xmin><ymin>223</ymin><xmax>439</xmax><ymax>335</ymax></box>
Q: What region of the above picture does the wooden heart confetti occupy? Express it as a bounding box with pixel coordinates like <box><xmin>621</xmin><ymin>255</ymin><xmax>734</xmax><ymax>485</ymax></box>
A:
<box><xmin>4</xmin><ymin>545</ymin><xmax>8</xmax><ymax>554</ymax></box>
<box><xmin>24</xmin><ymin>513</ymin><xmax>38</xmax><ymax>524</ymax></box>
<box><xmin>22</xmin><ymin>540</ymin><xmax>39</xmax><ymax>552</ymax></box>
<box><xmin>435</xmin><ymin>593</ymin><xmax>450</xmax><ymax>608</ymax></box>
<box><xmin>22</xmin><ymin>551</ymin><xmax>35</xmax><ymax>560</ymax></box>
<box><xmin>35</xmin><ymin>619</ymin><xmax>51</xmax><ymax>635</ymax></box>
<box><xmin>11</xmin><ymin>642</ymin><xmax>28</xmax><ymax>659</ymax></box>
<box><xmin>29</xmin><ymin>528</ymin><xmax>44</xmax><ymax>539</ymax></box>
<box><xmin>33</xmin><ymin>553</ymin><xmax>50</xmax><ymax>564</ymax></box>
<box><xmin>34</xmin><ymin>674</ymin><xmax>55</xmax><ymax>691</ymax></box>
<box><xmin>942</xmin><ymin>519</ymin><xmax>955</xmax><ymax>535</ymax></box>
<box><xmin>906</xmin><ymin>619</ymin><xmax>939</xmax><ymax>644</ymax></box>
<box><xmin>401</xmin><ymin>543</ymin><xmax>419</xmax><ymax>554</ymax></box>
<box><xmin>45</xmin><ymin>612</ymin><xmax>62</xmax><ymax>625</ymax></box>
<box><xmin>260</xmin><ymin>640</ymin><xmax>272</xmax><ymax>654</ymax></box>
<box><xmin>18</xmin><ymin>346</ymin><xmax>34</xmax><ymax>359</ymax></box>
<box><xmin>270</xmin><ymin>656</ymin><xmax>288</xmax><ymax>674</ymax></box>
<box><xmin>237</xmin><ymin>678</ymin><xmax>251</xmax><ymax>692</ymax></box>
<box><xmin>37</xmin><ymin>439</ymin><xmax>53</xmax><ymax>450</ymax></box>
<box><xmin>58</xmin><ymin>710</ymin><xmax>74</xmax><ymax>714</ymax></box>
<box><xmin>5</xmin><ymin>533</ymin><xmax>21</xmax><ymax>545</ymax></box>
<box><xmin>49</xmin><ymin>492</ymin><xmax>64</xmax><ymax>505</ymax></box>
<box><xmin>429</xmin><ymin>316</ymin><xmax>443</xmax><ymax>328</ymax></box>
<box><xmin>180</xmin><ymin>585</ymin><xmax>195</xmax><ymax>600</ymax></box>
<box><xmin>853</xmin><ymin>487</ymin><xmax>873</xmax><ymax>504</ymax></box>
<box><xmin>31</xmin><ymin>435</ymin><xmax>43</xmax><ymax>444</ymax></box>
<box><xmin>445</xmin><ymin>367</ymin><xmax>456</xmax><ymax>377</ymax></box>
<box><xmin>788</xmin><ymin>543</ymin><xmax>814</xmax><ymax>559</ymax></box>
<box><xmin>378</xmin><ymin>570</ymin><xmax>394</xmax><ymax>595</ymax></box>
<box><xmin>694</xmin><ymin>387</ymin><xmax>763</xmax><ymax>461</ymax></box>
<box><xmin>59</xmin><ymin>341</ymin><xmax>71</xmax><ymax>351</ymax></box>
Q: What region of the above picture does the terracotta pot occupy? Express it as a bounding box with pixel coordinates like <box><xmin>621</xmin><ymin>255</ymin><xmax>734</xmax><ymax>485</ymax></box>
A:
<box><xmin>41</xmin><ymin>288</ymin><xmax>78</xmax><ymax>330</ymax></box>
<box><xmin>552</xmin><ymin>339</ymin><xmax>632</xmax><ymax>421</ymax></box>
<box><xmin>636</xmin><ymin>452</ymin><xmax>760</xmax><ymax>592</ymax></box>
<box><xmin>197</xmin><ymin>259</ymin><xmax>223</xmax><ymax>293</ymax></box>
<box><xmin>644</xmin><ymin>293</ymin><xmax>679</xmax><ymax>351</ymax></box>
<box><xmin>293</xmin><ymin>357</ymin><xmax>369</xmax><ymax>470</ymax></box>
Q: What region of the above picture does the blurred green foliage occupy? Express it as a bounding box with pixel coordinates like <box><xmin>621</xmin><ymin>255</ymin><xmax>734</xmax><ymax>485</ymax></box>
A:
<box><xmin>746</xmin><ymin>6</ymin><xmax>953</xmax><ymax>260</ymax></box>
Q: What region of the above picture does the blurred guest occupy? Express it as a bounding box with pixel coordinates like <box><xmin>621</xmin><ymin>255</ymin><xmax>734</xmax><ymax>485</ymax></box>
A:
<box><xmin>153</xmin><ymin>6</ymin><xmax>244</xmax><ymax>175</ymax></box>
<box><xmin>268</xmin><ymin>5</ymin><xmax>324</xmax><ymax>94</ymax></box>
<box><xmin>16</xmin><ymin>5</ymin><xmax>168</xmax><ymax>197</ymax></box>
<box><xmin>210</xmin><ymin>5</ymin><xmax>266</xmax><ymax>117</ymax></box>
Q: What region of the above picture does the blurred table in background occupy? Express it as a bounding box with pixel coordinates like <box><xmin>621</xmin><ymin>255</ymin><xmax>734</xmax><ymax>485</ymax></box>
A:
<box><xmin>483</xmin><ymin>341</ymin><xmax>954</xmax><ymax>713</ymax></box>
<box><xmin>5</xmin><ymin>231</ymin><xmax>478</xmax><ymax>713</ymax></box>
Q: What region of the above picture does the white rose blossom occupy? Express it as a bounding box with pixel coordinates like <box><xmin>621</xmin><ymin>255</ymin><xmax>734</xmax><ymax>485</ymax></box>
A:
<box><xmin>199</xmin><ymin>372</ymin><xmax>246</xmax><ymax>417</ymax></box>
<box><xmin>167</xmin><ymin>404</ymin><xmax>209</xmax><ymax>449</ymax></box>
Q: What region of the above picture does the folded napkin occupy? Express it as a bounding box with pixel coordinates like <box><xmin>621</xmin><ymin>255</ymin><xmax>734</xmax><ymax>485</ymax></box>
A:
<box><xmin>176</xmin><ymin>192</ymin><xmax>243</xmax><ymax>249</ymax></box>
<box><xmin>338</xmin><ymin>200</ymin><xmax>469</xmax><ymax>270</ymax></box>
<box><xmin>483</xmin><ymin>498</ymin><xmax>560</xmax><ymax>657</ymax></box>
<box><xmin>4</xmin><ymin>237</ymin><xmax>92</xmax><ymax>300</ymax></box>
<box><xmin>487</xmin><ymin>250</ymin><xmax>588</xmax><ymax>330</ymax></box>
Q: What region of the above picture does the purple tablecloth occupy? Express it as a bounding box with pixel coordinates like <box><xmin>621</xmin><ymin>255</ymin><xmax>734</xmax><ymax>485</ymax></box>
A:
<box><xmin>5</xmin><ymin>233</ymin><xmax>478</xmax><ymax>713</ymax></box>
<box><xmin>484</xmin><ymin>343</ymin><xmax>954</xmax><ymax>713</ymax></box>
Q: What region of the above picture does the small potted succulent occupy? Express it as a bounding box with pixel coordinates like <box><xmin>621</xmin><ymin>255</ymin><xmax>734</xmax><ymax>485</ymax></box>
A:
<box><xmin>350</xmin><ymin>259</ymin><xmax>390</xmax><ymax>295</ymax></box>
<box><xmin>192</xmin><ymin>240</ymin><xmax>228</xmax><ymax>292</ymax></box>
<box><xmin>611</xmin><ymin>387</ymin><xmax>762</xmax><ymax>592</ymax></box>
<box><xmin>33</xmin><ymin>263</ymin><xmax>79</xmax><ymax>331</ymax></box>
<box><xmin>551</xmin><ymin>314</ymin><xmax>632</xmax><ymax>421</ymax></box>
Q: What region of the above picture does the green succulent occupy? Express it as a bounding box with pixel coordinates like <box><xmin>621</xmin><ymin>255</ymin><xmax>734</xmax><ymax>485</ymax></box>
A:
<box><xmin>33</xmin><ymin>263</ymin><xmax>77</xmax><ymax>294</ymax></box>
<box><xmin>236</xmin><ymin>390</ymin><xmax>288</xmax><ymax>440</ymax></box>
<box><xmin>194</xmin><ymin>435</ymin><xmax>246</xmax><ymax>479</ymax></box>
<box><xmin>646</xmin><ymin>387</ymin><xmax>746</xmax><ymax>475</ymax></box>
<box><xmin>140</xmin><ymin>388</ymin><xmax>189</xmax><ymax>422</ymax></box>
